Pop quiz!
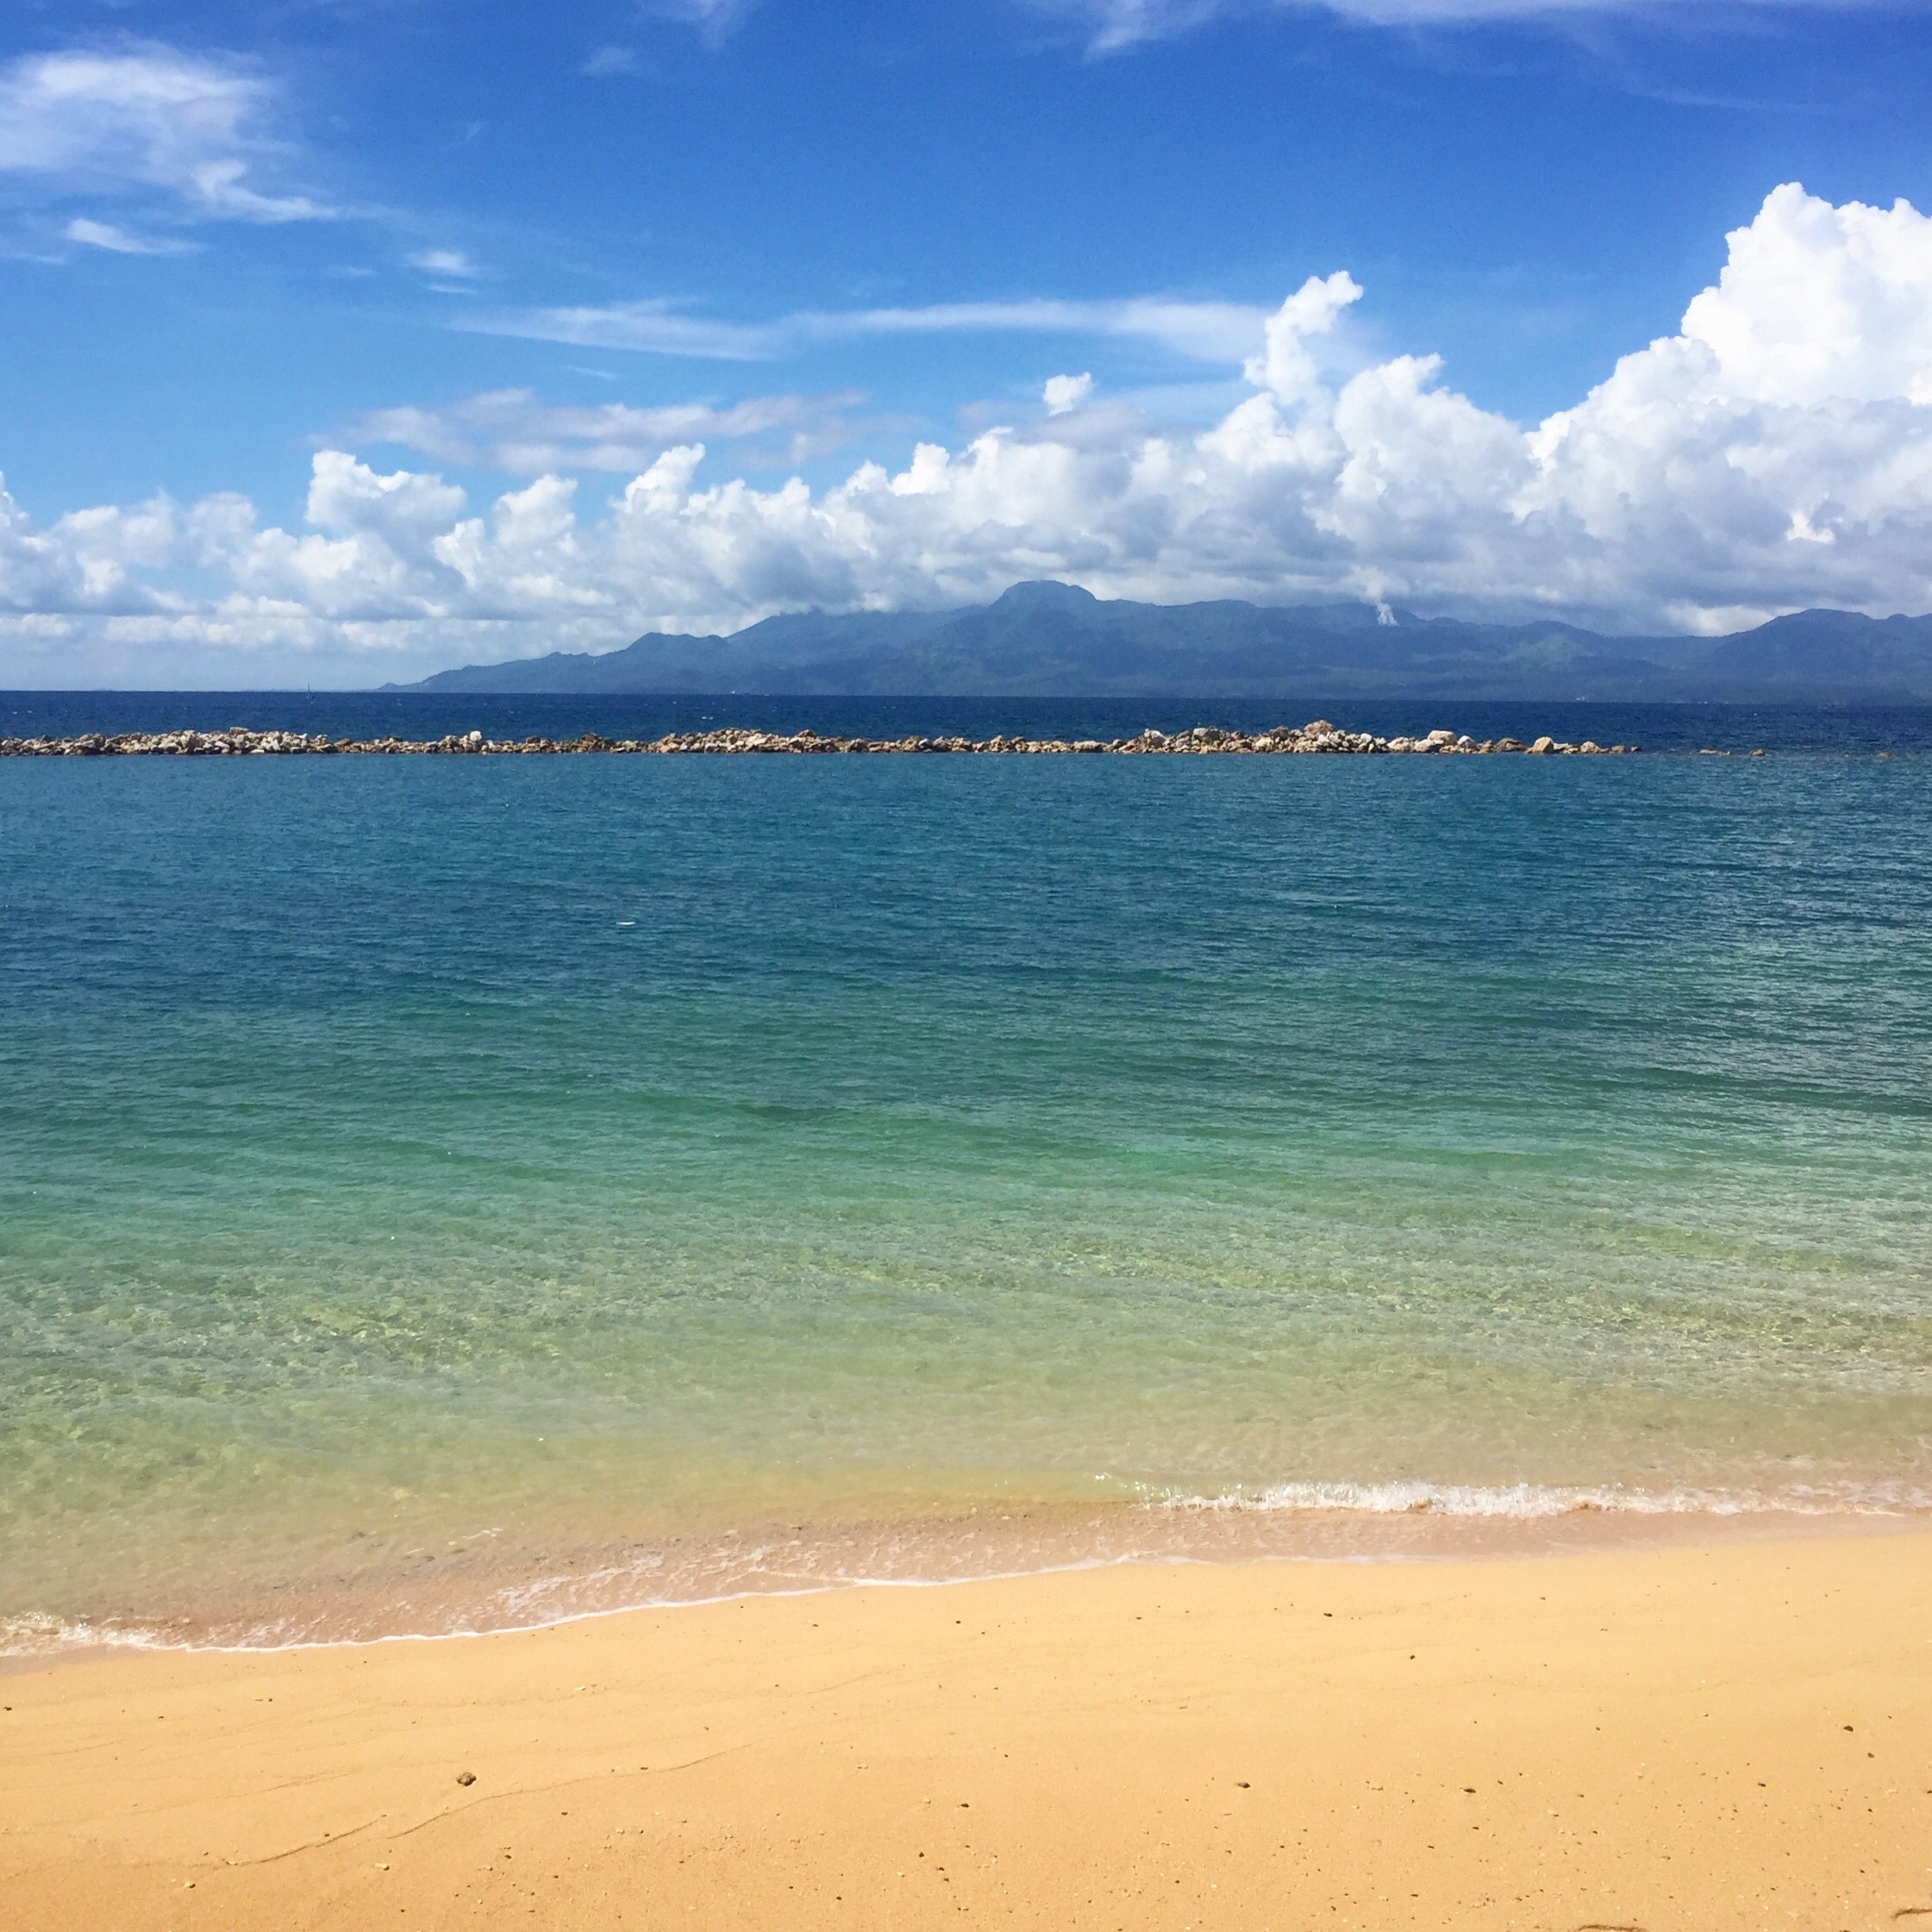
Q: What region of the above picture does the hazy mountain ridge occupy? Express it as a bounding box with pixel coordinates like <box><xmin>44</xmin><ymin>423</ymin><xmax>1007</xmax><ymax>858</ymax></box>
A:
<box><xmin>391</xmin><ymin>582</ymin><xmax>1932</xmax><ymax>700</ymax></box>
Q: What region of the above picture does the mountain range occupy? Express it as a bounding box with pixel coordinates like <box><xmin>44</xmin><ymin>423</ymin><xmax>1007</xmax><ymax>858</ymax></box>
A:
<box><xmin>391</xmin><ymin>582</ymin><xmax>1932</xmax><ymax>701</ymax></box>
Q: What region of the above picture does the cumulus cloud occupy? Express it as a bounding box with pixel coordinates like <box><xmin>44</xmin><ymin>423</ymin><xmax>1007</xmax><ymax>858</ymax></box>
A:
<box><xmin>334</xmin><ymin>387</ymin><xmax>874</xmax><ymax>472</ymax></box>
<box><xmin>1243</xmin><ymin>271</ymin><xmax>1361</xmax><ymax>406</ymax></box>
<box><xmin>6</xmin><ymin>183</ymin><xmax>1932</xmax><ymax>685</ymax></box>
<box><xmin>0</xmin><ymin>44</ymin><xmax>330</xmax><ymax>225</ymax></box>
<box><xmin>1043</xmin><ymin>372</ymin><xmax>1096</xmax><ymax>414</ymax></box>
<box><xmin>1675</xmin><ymin>184</ymin><xmax>1932</xmax><ymax>406</ymax></box>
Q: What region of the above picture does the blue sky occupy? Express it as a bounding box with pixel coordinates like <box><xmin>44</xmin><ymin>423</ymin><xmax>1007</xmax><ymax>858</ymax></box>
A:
<box><xmin>4</xmin><ymin>0</ymin><xmax>1932</xmax><ymax>682</ymax></box>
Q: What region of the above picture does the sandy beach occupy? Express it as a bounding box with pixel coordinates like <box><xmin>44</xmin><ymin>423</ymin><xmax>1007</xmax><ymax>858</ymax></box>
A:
<box><xmin>3</xmin><ymin>1529</ymin><xmax>1928</xmax><ymax>1930</ymax></box>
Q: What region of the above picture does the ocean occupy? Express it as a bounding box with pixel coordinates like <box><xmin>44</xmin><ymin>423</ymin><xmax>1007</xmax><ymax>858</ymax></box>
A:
<box><xmin>3</xmin><ymin>697</ymin><xmax>1930</xmax><ymax>1652</ymax></box>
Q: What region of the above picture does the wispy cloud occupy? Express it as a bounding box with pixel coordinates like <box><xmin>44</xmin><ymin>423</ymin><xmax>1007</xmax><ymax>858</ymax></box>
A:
<box><xmin>334</xmin><ymin>386</ymin><xmax>876</xmax><ymax>472</ymax></box>
<box><xmin>580</xmin><ymin>45</ymin><xmax>644</xmax><ymax>78</ymax></box>
<box><xmin>647</xmin><ymin>0</ymin><xmax>760</xmax><ymax>47</ymax></box>
<box><xmin>408</xmin><ymin>247</ymin><xmax>482</xmax><ymax>285</ymax></box>
<box><xmin>466</xmin><ymin>294</ymin><xmax>1272</xmax><ymax>366</ymax></box>
<box><xmin>0</xmin><ymin>44</ymin><xmax>332</xmax><ymax>224</ymax></box>
<box><xmin>65</xmin><ymin>216</ymin><xmax>197</xmax><ymax>256</ymax></box>
<box><xmin>463</xmin><ymin>299</ymin><xmax>776</xmax><ymax>360</ymax></box>
<box><xmin>1038</xmin><ymin>0</ymin><xmax>1915</xmax><ymax>51</ymax></box>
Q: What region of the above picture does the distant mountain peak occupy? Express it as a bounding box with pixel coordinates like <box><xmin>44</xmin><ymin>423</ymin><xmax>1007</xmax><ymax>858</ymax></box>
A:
<box><xmin>991</xmin><ymin>579</ymin><xmax>1100</xmax><ymax>610</ymax></box>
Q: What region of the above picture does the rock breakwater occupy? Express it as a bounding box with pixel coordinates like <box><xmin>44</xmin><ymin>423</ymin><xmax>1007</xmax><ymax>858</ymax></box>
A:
<box><xmin>1</xmin><ymin>722</ymin><xmax>1635</xmax><ymax>758</ymax></box>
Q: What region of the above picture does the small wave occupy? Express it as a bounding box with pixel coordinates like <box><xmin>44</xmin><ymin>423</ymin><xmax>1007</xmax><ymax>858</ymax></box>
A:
<box><xmin>1160</xmin><ymin>1479</ymin><xmax>1932</xmax><ymax>1519</ymax></box>
<box><xmin>9</xmin><ymin>1479</ymin><xmax>1929</xmax><ymax>1659</ymax></box>
<box><xmin>0</xmin><ymin>1610</ymin><xmax>179</xmax><ymax>1659</ymax></box>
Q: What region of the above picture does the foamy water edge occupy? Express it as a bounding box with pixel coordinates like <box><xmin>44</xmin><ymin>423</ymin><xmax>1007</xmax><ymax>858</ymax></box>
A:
<box><xmin>7</xmin><ymin>1479</ymin><xmax>1928</xmax><ymax>1662</ymax></box>
<box><xmin>1157</xmin><ymin>1478</ymin><xmax>1932</xmax><ymax>1519</ymax></box>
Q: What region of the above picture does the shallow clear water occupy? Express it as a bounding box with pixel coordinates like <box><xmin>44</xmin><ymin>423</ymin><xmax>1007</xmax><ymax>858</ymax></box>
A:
<box><xmin>3</xmin><ymin>734</ymin><xmax>1930</xmax><ymax>1648</ymax></box>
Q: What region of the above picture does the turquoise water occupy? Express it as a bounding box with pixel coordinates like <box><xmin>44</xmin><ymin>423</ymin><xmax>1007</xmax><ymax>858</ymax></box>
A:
<box><xmin>4</xmin><ymin>745</ymin><xmax>1930</xmax><ymax>1648</ymax></box>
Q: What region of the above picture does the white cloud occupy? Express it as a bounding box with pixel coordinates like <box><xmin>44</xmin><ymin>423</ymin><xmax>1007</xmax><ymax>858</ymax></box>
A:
<box><xmin>1243</xmin><ymin>271</ymin><xmax>1361</xmax><ymax>405</ymax></box>
<box><xmin>0</xmin><ymin>45</ymin><xmax>330</xmax><ymax>226</ymax></box>
<box><xmin>1676</xmin><ymin>183</ymin><xmax>1932</xmax><ymax>406</ymax></box>
<box><xmin>471</xmin><ymin>294</ymin><xmax>1271</xmax><ymax>365</ymax></box>
<box><xmin>409</xmin><ymin>247</ymin><xmax>481</xmax><ymax>282</ymax></box>
<box><xmin>64</xmin><ymin>216</ymin><xmax>197</xmax><ymax>256</ymax></box>
<box><xmin>6</xmin><ymin>184</ymin><xmax>1932</xmax><ymax>685</ymax></box>
<box><xmin>1043</xmin><ymin>372</ymin><xmax>1095</xmax><ymax>413</ymax></box>
<box><xmin>334</xmin><ymin>387</ymin><xmax>873</xmax><ymax>472</ymax></box>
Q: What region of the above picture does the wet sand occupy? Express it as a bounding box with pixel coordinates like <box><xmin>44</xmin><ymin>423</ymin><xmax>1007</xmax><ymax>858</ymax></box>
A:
<box><xmin>3</xmin><ymin>1529</ymin><xmax>1929</xmax><ymax>1930</ymax></box>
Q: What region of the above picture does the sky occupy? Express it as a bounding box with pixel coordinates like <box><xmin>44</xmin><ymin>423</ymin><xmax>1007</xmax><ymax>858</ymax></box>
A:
<box><xmin>3</xmin><ymin>1</ymin><xmax>1932</xmax><ymax>685</ymax></box>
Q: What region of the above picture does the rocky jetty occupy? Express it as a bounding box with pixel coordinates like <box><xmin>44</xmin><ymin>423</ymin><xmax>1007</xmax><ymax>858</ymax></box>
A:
<box><xmin>0</xmin><ymin>722</ymin><xmax>1635</xmax><ymax>758</ymax></box>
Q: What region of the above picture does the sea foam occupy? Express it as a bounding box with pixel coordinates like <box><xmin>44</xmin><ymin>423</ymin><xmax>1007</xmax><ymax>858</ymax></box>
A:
<box><xmin>1162</xmin><ymin>1479</ymin><xmax>1932</xmax><ymax>1519</ymax></box>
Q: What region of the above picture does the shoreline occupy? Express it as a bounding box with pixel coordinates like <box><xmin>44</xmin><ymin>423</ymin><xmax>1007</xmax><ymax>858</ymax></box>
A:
<box><xmin>0</xmin><ymin>719</ymin><xmax>1635</xmax><ymax>757</ymax></box>
<box><xmin>8</xmin><ymin>1490</ymin><xmax>1923</xmax><ymax>1665</ymax></box>
<box><xmin>3</xmin><ymin>1528</ymin><xmax>1927</xmax><ymax>1929</ymax></box>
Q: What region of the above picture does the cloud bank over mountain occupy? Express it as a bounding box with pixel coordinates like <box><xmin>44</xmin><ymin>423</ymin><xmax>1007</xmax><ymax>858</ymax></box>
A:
<box><xmin>4</xmin><ymin>183</ymin><xmax>1932</xmax><ymax>685</ymax></box>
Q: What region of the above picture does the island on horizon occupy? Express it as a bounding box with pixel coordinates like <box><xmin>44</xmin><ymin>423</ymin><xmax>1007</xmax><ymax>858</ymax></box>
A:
<box><xmin>385</xmin><ymin>579</ymin><xmax>1932</xmax><ymax>703</ymax></box>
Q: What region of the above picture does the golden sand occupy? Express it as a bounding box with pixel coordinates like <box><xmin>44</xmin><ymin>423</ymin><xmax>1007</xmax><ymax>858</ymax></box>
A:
<box><xmin>3</xmin><ymin>1529</ymin><xmax>1929</xmax><ymax>1929</ymax></box>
